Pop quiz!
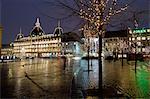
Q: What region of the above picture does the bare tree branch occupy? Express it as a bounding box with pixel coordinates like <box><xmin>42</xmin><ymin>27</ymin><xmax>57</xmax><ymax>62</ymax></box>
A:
<box><xmin>41</xmin><ymin>0</ymin><xmax>139</xmax><ymax>36</ymax></box>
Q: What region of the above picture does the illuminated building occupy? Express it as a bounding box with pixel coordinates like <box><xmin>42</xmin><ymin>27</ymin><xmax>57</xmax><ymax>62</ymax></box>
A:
<box><xmin>13</xmin><ymin>18</ymin><xmax>62</xmax><ymax>58</ymax></box>
<box><xmin>12</xmin><ymin>18</ymin><xmax>84</xmax><ymax>58</ymax></box>
<box><xmin>1</xmin><ymin>44</ymin><xmax>13</xmax><ymax>56</ymax></box>
<box><xmin>128</xmin><ymin>28</ymin><xmax>150</xmax><ymax>54</ymax></box>
<box><xmin>61</xmin><ymin>32</ymin><xmax>84</xmax><ymax>57</ymax></box>
<box><xmin>103</xmin><ymin>30</ymin><xmax>128</xmax><ymax>58</ymax></box>
<box><xmin>103</xmin><ymin>29</ymin><xmax>150</xmax><ymax>58</ymax></box>
<box><xmin>83</xmin><ymin>37</ymin><xmax>99</xmax><ymax>57</ymax></box>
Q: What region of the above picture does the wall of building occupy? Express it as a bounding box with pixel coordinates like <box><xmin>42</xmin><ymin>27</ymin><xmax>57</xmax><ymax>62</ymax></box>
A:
<box><xmin>62</xmin><ymin>41</ymin><xmax>84</xmax><ymax>57</ymax></box>
<box><xmin>13</xmin><ymin>35</ymin><xmax>62</xmax><ymax>58</ymax></box>
<box><xmin>128</xmin><ymin>29</ymin><xmax>150</xmax><ymax>54</ymax></box>
<box><xmin>1</xmin><ymin>48</ymin><xmax>13</xmax><ymax>56</ymax></box>
<box><xmin>83</xmin><ymin>37</ymin><xmax>99</xmax><ymax>57</ymax></box>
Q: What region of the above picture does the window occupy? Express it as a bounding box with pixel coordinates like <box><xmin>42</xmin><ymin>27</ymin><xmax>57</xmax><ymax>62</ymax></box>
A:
<box><xmin>142</xmin><ymin>48</ymin><xmax>145</xmax><ymax>52</ymax></box>
<box><xmin>105</xmin><ymin>43</ymin><xmax>108</xmax><ymax>46</ymax></box>
<box><xmin>129</xmin><ymin>30</ymin><xmax>132</xmax><ymax>34</ymax></box>
<box><xmin>137</xmin><ymin>42</ymin><xmax>141</xmax><ymax>46</ymax></box>
<box><xmin>147</xmin><ymin>29</ymin><xmax>150</xmax><ymax>32</ymax></box>
<box><xmin>132</xmin><ymin>38</ymin><xmax>135</xmax><ymax>41</ymax></box>
<box><xmin>137</xmin><ymin>37</ymin><xmax>141</xmax><ymax>40</ymax></box>
<box><xmin>142</xmin><ymin>37</ymin><xmax>146</xmax><ymax>40</ymax></box>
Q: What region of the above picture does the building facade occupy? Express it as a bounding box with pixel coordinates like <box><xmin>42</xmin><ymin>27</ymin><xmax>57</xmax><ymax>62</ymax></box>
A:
<box><xmin>1</xmin><ymin>44</ymin><xmax>13</xmax><ymax>56</ymax></box>
<box><xmin>12</xmin><ymin>18</ymin><xmax>84</xmax><ymax>58</ymax></box>
<box><xmin>128</xmin><ymin>28</ymin><xmax>150</xmax><ymax>54</ymax></box>
<box><xmin>83</xmin><ymin>37</ymin><xmax>99</xmax><ymax>57</ymax></box>
<box><xmin>13</xmin><ymin>18</ymin><xmax>62</xmax><ymax>58</ymax></box>
<box><xmin>103</xmin><ymin>29</ymin><xmax>150</xmax><ymax>58</ymax></box>
<box><xmin>103</xmin><ymin>30</ymin><xmax>128</xmax><ymax>58</ymax></box>
<box><xmin>61</xmin><ymin>32</ymin><xmax>84</xmax><ymax>57</ymax></box>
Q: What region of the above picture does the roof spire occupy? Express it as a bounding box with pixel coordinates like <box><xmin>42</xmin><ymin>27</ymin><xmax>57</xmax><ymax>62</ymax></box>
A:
<box><xmin>35</xmin><ymin>17</ymin><xmax>40</xmax><ymax>27</ymax></box>
<box><xmin>53</xmin><ymin>20</ymin><xmax>63</xmax><ymax>35</ymax></box>
<box><xmin>16</xmin><ymin>27</ymin><xmax>24</xmax><ymax>40</ymax></box>
<box><xmin>19</xmin><ymin>27</ymin><xmax>22</xmax><ymax>34</ymax></box>
<box><xmin>58</xmin><ymin>20</ymin><xmax>61</xmax><ymax>27</ymax></box>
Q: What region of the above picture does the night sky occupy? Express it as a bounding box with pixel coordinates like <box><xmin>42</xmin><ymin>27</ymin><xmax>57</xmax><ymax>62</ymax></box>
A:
<box><xmin>1</xmin><ymin>0</ymin><xmax>149</xmax><ymax>44</ymax></box>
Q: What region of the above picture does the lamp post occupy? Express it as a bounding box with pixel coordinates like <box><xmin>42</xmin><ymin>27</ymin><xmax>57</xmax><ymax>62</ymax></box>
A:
<box><xmin>134</xmin><ymin>18</ymin><xmax>138</xmax><ymax>73</ymax></box>
<box><xmin>134</xmin><ymin>36</ymin><xmax>137</xmax><ymax>73</ymax></box>
<box><xmin>131</xmin><ymin>31</ymin><xmax>137</xmax><ymax>73</ymax></box>
<box><xmin>120</xmin><ymin>40</ymin><xmax>128</xmax><ymax>67</ymax></box>
<box><xmin>120</xmin><ymin>40</ymin><xmax>124</xmax><ymax>67</ymax></box>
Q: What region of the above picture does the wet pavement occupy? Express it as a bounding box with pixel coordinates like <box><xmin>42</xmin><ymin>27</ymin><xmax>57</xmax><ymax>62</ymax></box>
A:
<box><xmin>1</xmin><ymin>58</ymin><xmax>150</xmax><ymax>98</ymax></box>
<box><xmin>1</xmin><ymin>58</ymin><xmax>76</xmax><ymax>98</ymax></box>
<box><xmin>74</xmin><ymin>59</ymin><xmax>150</xmax><ymax>98</ymax></box>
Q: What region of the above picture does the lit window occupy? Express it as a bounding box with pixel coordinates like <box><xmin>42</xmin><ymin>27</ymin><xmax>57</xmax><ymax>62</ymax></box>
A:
<box><xmin>132</xmin><ymin>38</ymin><xmax>135</xmax><ymax>41</ymax></box>
<box><xmin>137</xmin><ymin>48</ymin><xmax>141</xmax><ymax>52</ymax></box>
<box><xmin>147</xmin><ymin>29</ymin><xmax>150</xmax><ymax>32</ymax></box>
<box><xmin>129</xmin><ymin>38</ymin><xmax>131</xmax><ymax>41</ymax></box>
<box><xmin>129</xmin><ymin>30</ymin><xmax>132</xmax><ymax>34</ymax></box>
<box><xmin>142</xmin><ymin>37</ymin><xmax>146</xmax><ymax>40</ymax></box>
<box><xmin>137</xmin><ymin>37</ymin><xmax>141</xmax><ymax>40</ymax></box>
<box><xmin>137</xmin><ymin>42</ymin><xmax>141</xmax><ymax>46</ymax></box>
<box><xmin>142</xmin><ymin>48</ymin><xmax>145</xmax><ymax>52</ymax></box>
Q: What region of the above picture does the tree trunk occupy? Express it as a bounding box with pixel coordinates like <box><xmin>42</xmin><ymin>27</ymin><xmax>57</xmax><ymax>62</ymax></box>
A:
<box><xmin>122</xmin><ymin>49</ymin><xmax>123</xmax><ymax>67</ymax></box>
<box><xmin>98</xmin><ymin>34</ymin><xmax>103</xmax><ymax>96</ymax></box>
<box><xmin>88</xmin><ymin>45</ymin><xmax>90</xmax><ymax>72</ymax></box>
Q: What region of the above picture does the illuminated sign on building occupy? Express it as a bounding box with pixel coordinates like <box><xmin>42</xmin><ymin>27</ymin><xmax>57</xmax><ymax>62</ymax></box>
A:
<box><xmin>133</xmin><ymin>29</ymin><xmax>146</xmax><ymax>34</ymax></box>
<box><xmin>129</xmin><ymin>28</ymin><xmax>150</xmax><ymax>34</ymax></box>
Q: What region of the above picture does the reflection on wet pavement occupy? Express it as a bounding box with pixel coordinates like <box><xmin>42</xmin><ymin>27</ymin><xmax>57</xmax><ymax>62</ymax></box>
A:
<box><xmin>1</xmin><ymin>58</ymin><xmax>150</xmax><ymax>98</ymax></box>
<box><xmin>77</xmin><ymin>59</ymin><xmax>150</xmax><ymax>98</ymax></box>
<box><xmin>1</xmin><ymin>58</ymin><xmax>74</xmax><ymax>98</ymax></box>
